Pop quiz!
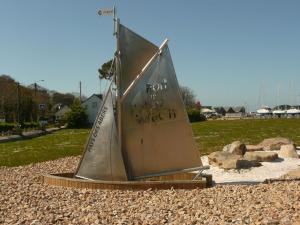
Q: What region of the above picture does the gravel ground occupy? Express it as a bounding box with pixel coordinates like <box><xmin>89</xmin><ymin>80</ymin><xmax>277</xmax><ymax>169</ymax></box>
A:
<box><xmin>0</xmin><ymin>157</ymin><xmax>300</xmax><ymax>225</ymax></box>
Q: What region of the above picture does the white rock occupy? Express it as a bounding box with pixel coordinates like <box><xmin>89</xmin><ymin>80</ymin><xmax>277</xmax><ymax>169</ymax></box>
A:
<box><xmin>223</xmin><ymin>141</ymin><xmax>247</xmax><ymax>155</ymax></box>
<box><xmin>279</xmin><ymin>144</ymin><xmax>299</xmax><ymax>159</ymax></box>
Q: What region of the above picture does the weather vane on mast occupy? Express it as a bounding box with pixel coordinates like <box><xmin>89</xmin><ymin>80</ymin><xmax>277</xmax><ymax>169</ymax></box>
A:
<box><xmin>98</xmin><ymin>6</ymin><xmax>117</xmax><ymax>35</ymax></box>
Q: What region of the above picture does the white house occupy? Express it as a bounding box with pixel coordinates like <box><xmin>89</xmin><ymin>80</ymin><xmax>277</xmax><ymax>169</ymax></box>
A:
<box><xmin>55</xmin><ymin>105</ymin><xmax>71</xmax><ymax>121</ymax></box>
<box><xmin>81</xmin><ymin>94</ymin><xmax>103</xmax><ymax>125</ymax></box>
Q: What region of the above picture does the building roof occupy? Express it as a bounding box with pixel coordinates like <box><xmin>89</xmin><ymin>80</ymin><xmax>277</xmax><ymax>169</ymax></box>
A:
<box><xmin>55</xmin><ymin>105</ymin><xmax>71</xmax><ymax>117</ymax></box>
<box><xmin>82</xmin><ymin>94</ymin><xmax>103</xmax><ymax>104</ymax></box>
<box><xmin>213</xmin><ymin>106</ymin><xmax>245</xmax><ymax>113</ymax></box>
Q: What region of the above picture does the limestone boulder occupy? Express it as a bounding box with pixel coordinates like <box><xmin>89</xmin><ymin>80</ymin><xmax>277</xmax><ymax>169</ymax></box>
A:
<box><xmin>208</xmin><ymin>151</ymin><xmax>261</xmax><ymax>169</ymax></box>
<box><xmin>246</xmin><ymin>145</ymin><xmax>264</xmax><ymax>152</ymax></box>
<box><xmin>223</xmin><ymin>141</ymin><xmax>247</xmax><ymax>155</ymax></box>
<box><xmin>278</xmin><ymin>144</ymin><xmax>299</xmax><ymax>158</ymax></box>
<box><xmin>221</xmin><ymin>158</ymin><xmax>261</xmax><ymax>170</ymax></box>
<box><xmin>208</xmin><ymin>151</ymin><xmax>241</xmax><ymax>167</ymax></box>
<box><xmin>258</xmin><ymin>137</ymin><xmax>293</xmax><ymax>151</ymax></box>
<box><xmin>244</xmin><ymin>151</ymin><xmax>279</xmax><ymax>162</ymax></box>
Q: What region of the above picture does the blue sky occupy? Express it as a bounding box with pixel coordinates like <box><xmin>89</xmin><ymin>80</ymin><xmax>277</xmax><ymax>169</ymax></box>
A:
<box><xmin>1</xmin><ymin>0</ymin><xmax>300</xmax><ymax>111</ymax></box>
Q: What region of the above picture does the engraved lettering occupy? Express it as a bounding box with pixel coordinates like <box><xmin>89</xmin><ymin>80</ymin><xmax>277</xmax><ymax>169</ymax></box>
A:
<box><xmin>87</xmin><ymin>106</ymin><xmax>108</xmax><ymax>152</ymax></box>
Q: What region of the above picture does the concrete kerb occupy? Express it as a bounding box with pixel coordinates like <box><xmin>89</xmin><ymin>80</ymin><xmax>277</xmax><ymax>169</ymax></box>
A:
<box><xmin>0</xmin><ymin>127</ymin><xmax>65</xmax><ymax>143</ymax></box>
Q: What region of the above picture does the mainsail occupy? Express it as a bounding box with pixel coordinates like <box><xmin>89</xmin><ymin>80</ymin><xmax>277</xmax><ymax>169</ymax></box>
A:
<box><xmin>75</xmin><ymin>86</ymin><xmax>127</xmax><ymax>181</ymax></box>
<box><xmin>118</xmin><ymin>24</ymin><xmax>158</xmax><ymax>95</ymax></box>
<box><xmin>120</xmin><ymin>40</ymin><xmax>202</xmax><ymax>179</ymax></box>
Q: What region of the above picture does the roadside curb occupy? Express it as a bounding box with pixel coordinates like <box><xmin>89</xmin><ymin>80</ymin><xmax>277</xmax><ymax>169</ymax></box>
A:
<box><xmin>0</xmin><ymin>127</ymin><xmax>65</xmax><ymax>143</ymax></box>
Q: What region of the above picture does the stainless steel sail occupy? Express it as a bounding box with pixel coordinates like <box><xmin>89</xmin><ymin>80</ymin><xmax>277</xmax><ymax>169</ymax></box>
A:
<box><xmin>75</xmin><ymin>86</ymin><xmax>127</xmax><ymax>181</ymax></box>
<box><xmin>75</xmin><ymin>20</ymin><xmax>202</xmax><ymax>181</ymax></box>
<box><xmin>118</xmin><ymin>24</ymin><xmax>158</xmax><ymax>95</ymax></box>
<box><xmin>120</xmin><ymin>42</ymin><xmax>202</xmax><ymax>179</ymax></box>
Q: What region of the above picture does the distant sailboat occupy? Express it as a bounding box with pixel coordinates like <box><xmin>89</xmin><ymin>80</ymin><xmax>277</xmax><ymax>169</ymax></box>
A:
<box><xmin>273</xmin><ymin>84</ymin><xmax>286</xmax><ymax>116</ymax></box>
<box><xmin>256</xmin><ymin>105</ymin><xmax>272</xmax><ymax>115</ymax></box>
<box><xmin>286</xmin><ymin>107</ymin><xmax>300</xmax><ymax>115</ymax></box>
<box><xmin>286</xmin><ymin>81</ymin><xmax>300</xmax><ymax>116</ymax></box>
<box><xmin>273</xmin><ymin>108</ymin><xmax>286</xmax><ymax>116</ymax></box>
<box><xmin>256</xmin><ymin>82</ymin><xmax>272</xmax><ymax>116</ymax></box>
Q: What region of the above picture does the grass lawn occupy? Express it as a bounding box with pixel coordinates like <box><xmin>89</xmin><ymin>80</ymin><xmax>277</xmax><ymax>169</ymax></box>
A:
<box><xmin>193</xmin><ymin>118</ymin><xmax>300</xmax><ymax>155</ymax></box>
<box><xmin>0</xmin><ymin>129</ymin><xmax>90</xmax><ymax>167</ymax></box>
<box><xmin>1</xmin><ymin>119</ymin><xmax>300</xmax><ymax>167</ymax></box>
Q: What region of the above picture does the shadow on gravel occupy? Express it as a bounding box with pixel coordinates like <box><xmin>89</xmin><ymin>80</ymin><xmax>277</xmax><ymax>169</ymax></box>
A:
<box><xmin>213</xmin><ymin>181</ymin><xmax>261</xmax><ymax>186</ymax></box>
<box><xmin>271</xmin><ymin>158</ymin><xmax>284</xmax><ymax>163</ymax></box>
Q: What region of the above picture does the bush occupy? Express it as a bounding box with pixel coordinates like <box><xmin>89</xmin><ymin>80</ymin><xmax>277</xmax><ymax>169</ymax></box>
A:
<box><xmin>0</xmin><ymin>123</ymin><xmax>15</xmax><ymax>132</ymax></box>
<box><xmin>187</xmin><ymin>109</ymin><xmax>206</xmax><ymax>123</ymax></box>
<box><xmin>65</xmin><ymin>99</ymin><xmax>88</xmax><ymax>128</ymax></box>
<box><xmin>20</xmin><ymin>122</ymin><xmax>39</xmax><ymax>129</ymax></box>
<box><xmin>0</xmin><ymin>122</ymin><xmax>39</xmax><ymax>132</ymax></box>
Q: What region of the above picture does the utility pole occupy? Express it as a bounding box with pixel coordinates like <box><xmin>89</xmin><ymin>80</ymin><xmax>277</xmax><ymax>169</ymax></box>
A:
<box><xmin>79</xmin><ymin>81</ymin><xmax>82</xmax><ymax>102</ymax></box>
<box><xmin>33</xmin><ymin>80</ymin><xmax>44</xmax><ymax>122</ymax></box>
<box><xmin>99</xmin><ymin>76</ymin><xmax>102</xmax><ymax>95</ymax></box>
<box><xmin>16</xmin><ymin>82</ymin><xmax>20</xmax><ymax>125</ymax></box>
<box><xmin>34</xmin><ymin>82</ymin><xmax>38</xmax><ymax>122</ymax></box>
<box><xmin>34</xmin><ymin>82</ymin><xmax>37</xmax><ymax>97</ymax></box>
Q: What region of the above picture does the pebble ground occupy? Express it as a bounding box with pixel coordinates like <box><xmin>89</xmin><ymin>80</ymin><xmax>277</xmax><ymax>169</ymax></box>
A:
<box><xmin>0</xmin><ymin>156</ymin><xmax>299</xmax><ymax>225</ymax></box>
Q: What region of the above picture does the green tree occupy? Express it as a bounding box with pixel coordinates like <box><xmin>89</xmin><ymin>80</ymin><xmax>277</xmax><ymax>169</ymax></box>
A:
<box><xmin>187</xmin><ymin>108</ymin><xmax>206</xmax><ymax>123</ymax></box>
<box><xmin>52</xmin><ymin>92</ymin><xmax>75</xmax><ymax>106</ymax></box>
<box><xmin>65</xmin><ymin>99</ymin><xmax>88</xmax><ymax>128</ymax></box>
<box><xmin>180</xmin><ymin>86</ymin><xmax>196</xmax><ymax>109</ymax></box>
<box><xmin>98</xmin><ymin>59</ymin><xmax>114</xmax><ymax>80</ymax></box>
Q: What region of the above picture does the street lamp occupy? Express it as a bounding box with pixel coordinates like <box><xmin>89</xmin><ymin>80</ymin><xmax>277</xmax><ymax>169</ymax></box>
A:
<box><xmin>34</xmin><ymin>80</ymin><xmax>45</xmax><ymax>97</ymax></box>
<box><xmin>33</xmin><ymin>80</ymin><xmax>45</xmax><ymax>123</ymax></box>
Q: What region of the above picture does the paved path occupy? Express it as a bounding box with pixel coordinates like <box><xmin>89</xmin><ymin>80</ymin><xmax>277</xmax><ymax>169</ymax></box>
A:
<box><xmin>0</xmin><ymin>127</ymin><xmax>64</xmax><ymax>143</ymax></box>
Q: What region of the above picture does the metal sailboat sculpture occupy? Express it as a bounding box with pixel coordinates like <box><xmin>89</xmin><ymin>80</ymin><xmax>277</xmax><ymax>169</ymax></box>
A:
<box><xmin>75</xmin><ymin>8</ymin><xmax>202</xmax><ymax>181</ymax></box>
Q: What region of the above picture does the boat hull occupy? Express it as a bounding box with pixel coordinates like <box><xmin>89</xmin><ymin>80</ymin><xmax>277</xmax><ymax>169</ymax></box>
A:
<box><xmin>42</xmin><ymin>173</ymin><xmax>212</xmax><ymax>190</ymax></box>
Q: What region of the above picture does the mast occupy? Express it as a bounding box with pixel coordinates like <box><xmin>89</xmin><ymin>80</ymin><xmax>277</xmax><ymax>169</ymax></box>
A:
<box><xmin>114</xmin><ymin>7</ymin><xmax>128</xmax><ymax>178</ymax></box>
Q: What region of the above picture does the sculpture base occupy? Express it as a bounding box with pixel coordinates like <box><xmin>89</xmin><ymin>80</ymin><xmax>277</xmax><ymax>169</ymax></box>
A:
<box><xmin>42</xmin><ymin>173</ymin><xmax>212</xmax><ymax>190</ymax></box>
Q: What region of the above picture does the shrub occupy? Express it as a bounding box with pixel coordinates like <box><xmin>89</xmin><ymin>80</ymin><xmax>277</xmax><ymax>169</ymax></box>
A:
<box><xmin>65</xmin><ymin>99</ymin><xmax>88</xmax><ymax>128</ymax></box>
<box><xmin>0</xmin><ymin>123</ymin><xmax>15</xmax><ymax>132</ymax></box>
<box><xmin>187</xmin><ymin>109</ymin><xmax>206</xmax><ymax>123</ymax></box>
<box><xmin>21</xmin><ymin>122</ymin><xmax>39</xmax><ymax>129</ymax></box>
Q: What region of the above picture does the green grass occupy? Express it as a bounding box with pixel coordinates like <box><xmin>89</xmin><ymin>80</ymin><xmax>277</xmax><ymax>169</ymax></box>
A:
<box><xmin>192</xmin><ymin>118</ymin><xmax>300</xmax><ymax>155</ymax></box>
<box><xmin>0</xmin><ymin>129</ymin><xmax>90</xmax><ymax>167</ymax></box>
<box><xmin>1</xmin><ymin>119</ymin><xmax>300</xmax><ymax>167</ymax></box>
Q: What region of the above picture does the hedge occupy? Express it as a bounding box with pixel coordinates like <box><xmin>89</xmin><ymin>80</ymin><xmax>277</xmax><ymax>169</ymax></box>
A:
<box><xmin>0</xmin><ymin>122</ymin><xmax>39</xmax><ymax>132</ymax></box>
<box><xmin>0</xmin><ymin>123</ymin><xmax>15</xmax><ymax>132</ymax></box>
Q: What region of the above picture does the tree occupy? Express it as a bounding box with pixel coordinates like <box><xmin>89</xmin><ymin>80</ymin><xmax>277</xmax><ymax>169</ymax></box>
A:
<box><xmin>98</xmin><ymin>59</ymin><xmax>114</xmax><ymax>80</ymax></box>
<box><xmin>180</xmin><ymin>86</ymin><xmax>196</xmax><ymax>109</ymax></box>
<box><xmin>65</xmin><ymin>99</ymin><xmax>88</xmax><ymax>128</ymax></box>
<box><xmin>52</xmin><ymin>92</ymin><xmax>75</xmax><ymax>106</ymax></box>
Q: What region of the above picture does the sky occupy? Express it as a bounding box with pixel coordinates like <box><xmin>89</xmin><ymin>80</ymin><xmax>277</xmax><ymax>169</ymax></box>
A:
<box><xmin>1</xmin><ymin>0</ymin><xmax>300</xmax><ymax>111</ymax></box>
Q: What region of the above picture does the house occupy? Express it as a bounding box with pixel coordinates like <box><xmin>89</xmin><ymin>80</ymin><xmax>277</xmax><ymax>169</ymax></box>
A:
<box><xmin>224</xmin><ymin>106</ymin><xmax>245</xmax><ymax>118</ymax></box>
<box><xmin>213</xmin><ymin>107</ymin><xmax>226</xmax><ymax>116</ymax></box>
<box><xmin>81</xmin><ymin>94</ymin><xmax>103</xmax><ymax>125</ymax></box>
<box><xmin>55</xmin><ymin>105</ymin><xmax>71</xmax><ymax>121</ymax></box>
<box><xmin>213</xmin><ymin>106</ymin><xmax>246</xmax><ymax>118</ymax></box>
